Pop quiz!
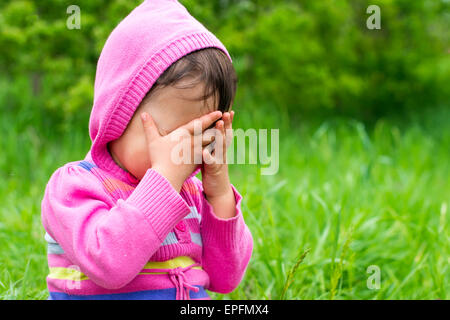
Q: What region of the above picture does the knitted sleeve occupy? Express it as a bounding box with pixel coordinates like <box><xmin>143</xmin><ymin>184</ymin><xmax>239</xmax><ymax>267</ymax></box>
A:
<box><xmin>41</xmin><ymin>164</ymin><xmax>191</xmax><ymax>289</ymax></box>
<box><xmin>190</xmin><ymin>176</ymin><xmax>253</xmax><ymax>294</ymax></box>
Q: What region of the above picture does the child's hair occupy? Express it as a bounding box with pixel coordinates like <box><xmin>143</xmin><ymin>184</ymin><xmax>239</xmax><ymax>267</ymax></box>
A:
<box><xmin>143</xmin><ymin>48</ymin><xmax>237</xmax><ymax>116</ymax></box>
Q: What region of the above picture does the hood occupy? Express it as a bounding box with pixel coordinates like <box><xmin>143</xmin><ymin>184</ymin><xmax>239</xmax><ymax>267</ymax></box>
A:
<box><xmin>87</xmin><ymin>0</ymin><xmax>231</xmax><ymax>182</ymax></box>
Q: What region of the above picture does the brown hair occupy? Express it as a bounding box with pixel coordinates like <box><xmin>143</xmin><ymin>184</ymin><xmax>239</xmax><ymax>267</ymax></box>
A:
<box><xmin>144</xmin><ymin>48</ymin><xmax>237</xmax><ymax>127</ymax></box>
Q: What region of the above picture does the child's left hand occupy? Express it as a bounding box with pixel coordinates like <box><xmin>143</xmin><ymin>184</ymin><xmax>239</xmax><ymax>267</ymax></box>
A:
<box><xmin>200</xmin><ymin>111</ymin><xmax>236</xmax><ymax>218</ymax></box>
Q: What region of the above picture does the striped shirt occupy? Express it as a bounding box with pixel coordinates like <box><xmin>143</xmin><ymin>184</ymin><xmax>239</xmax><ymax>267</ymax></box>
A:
<box><xmin>41</xmin><ymin>153</ymin><xmax>253</xmax><ymax>299</ymax></box>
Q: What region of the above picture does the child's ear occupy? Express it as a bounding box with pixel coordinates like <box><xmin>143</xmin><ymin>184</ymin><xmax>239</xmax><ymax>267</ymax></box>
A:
<box><xmin>205</xmin><ymin>140</ymin><xmax>216</xmax><ymax>154</ymax></box>
<box><xmin>107</xmin><ymin>141</ymin><xmax>114</xmax><ymax>156</ymax></box>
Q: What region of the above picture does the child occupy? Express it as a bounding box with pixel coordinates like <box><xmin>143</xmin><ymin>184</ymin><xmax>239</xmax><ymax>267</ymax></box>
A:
<box><xmin>41</xmin><ymin>0</ymin><xmax>253</xmax><ymax>300</ymax></box>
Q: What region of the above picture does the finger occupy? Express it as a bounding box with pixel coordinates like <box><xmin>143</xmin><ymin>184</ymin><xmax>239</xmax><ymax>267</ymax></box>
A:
<box><xmin>220</xmin><ymin>112</ymin><xmax>233</xmax><ymax>147</ymax></box>
<box><xmin>220</xmin><ymin>121</ymin><xmax>227</xmax><ymax>163</ymax></box>
<box><xmin>215</xmin><ymin>120</ymin><xmax>226</xmax><ymax>142</ymax></box>
<box><xmin>212</xmin><ymin>120</ymin><xmax>226</xmax><ymax>163</ymax></box>
<box><xmin>183</xmin><ymin>110</ymin><xmax>222</xmax><ymax>135</ymax></box>
<box><xmin>206</xmin><ymin>117</ymin><xmax>220</xmax><ymax>131</ymax></box>
<box><xmin>214</xmin><ymin>120</ymin><xmax>225</xmax><ymax>141</ymax></box>
<box><xmin>218</xmin><ymin>119</ymin><xmax>225</xmax><ymax>135</ymax></box>
<box><xmin>141</xmin><ymin>112</ymin><xmax>160</xmax><ymax>142</ymax></box>
<box><xmin>204</xmin><ymin>140</ymin><xmax>216</xmax><ymax>154</ymax></box>
<box><xmin>225</xmin><ymin>111</ymin><xmax>234</xmax><ymax>147</ymax></box>
<box><xmin>223</xmin><ymin>112</ymin><xmax>232</xmax><ymax>131</ymax></box>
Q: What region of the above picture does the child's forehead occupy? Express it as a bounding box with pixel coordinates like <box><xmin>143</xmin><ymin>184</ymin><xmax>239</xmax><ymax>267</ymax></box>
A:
<box><xmin>151</xmin><ymin>81</ymin><xmax>218</xmax><ymax>112</ymax></box>
<box><xmin>137</xmin><ymin>84</ymin><xmax>219</xmax><ymax>135</ymax></box>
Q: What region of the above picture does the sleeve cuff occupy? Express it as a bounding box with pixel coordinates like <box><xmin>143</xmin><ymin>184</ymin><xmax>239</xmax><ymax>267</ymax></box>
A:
<box><xmin>126</xmin><ymin>168</ymin><xmax>191</xmax><ymax>241</ymax></box>
<box><xmin>201</xmin><ymin>183</ymin><xmax>247</xmax><ymax>249</ymax></box>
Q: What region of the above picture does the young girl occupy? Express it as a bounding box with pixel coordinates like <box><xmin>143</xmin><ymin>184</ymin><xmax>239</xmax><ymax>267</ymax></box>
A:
<box><xmin>41</xmin><ymin>0</ymin><xmax>253</xmax><ymax>300</ymax></box>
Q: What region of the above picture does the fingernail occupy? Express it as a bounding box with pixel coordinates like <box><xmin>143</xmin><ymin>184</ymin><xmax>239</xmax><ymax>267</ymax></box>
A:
<box><xmin>141</xmin><ymin>113</ymin><xmax>148</xmax><ymax>121</ymax></box>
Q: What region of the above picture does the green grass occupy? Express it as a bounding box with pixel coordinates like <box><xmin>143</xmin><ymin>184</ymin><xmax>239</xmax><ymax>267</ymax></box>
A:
<box><xmin>0</xmin><ymin>78</ymin><xmax>448</xmax><ymax>300</ymax></box>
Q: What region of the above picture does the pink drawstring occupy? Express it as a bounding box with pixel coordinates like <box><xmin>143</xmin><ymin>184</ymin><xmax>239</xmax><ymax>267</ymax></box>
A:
<box><xmin>143</xmin><ymin>263</ymin><xmax>201</xmax><ymax>300</ymax></box>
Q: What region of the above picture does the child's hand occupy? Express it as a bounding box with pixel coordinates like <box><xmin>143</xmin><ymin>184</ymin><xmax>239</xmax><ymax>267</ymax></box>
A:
<box><xmin>140</xmin><ymin>110</ymin><xmax>222</xmax><ymax>192</ymax></box>
<box><xmin>201</xmin><ymin>111</ymin><xmax>235</xmax><ymax>206</ymax></box>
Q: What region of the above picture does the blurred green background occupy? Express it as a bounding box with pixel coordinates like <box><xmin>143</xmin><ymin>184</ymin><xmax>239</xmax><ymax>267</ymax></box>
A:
<box><xmin>0</xmin><ymin>0</ymin><xmax>448</xmax><ymax>299</ymax></box>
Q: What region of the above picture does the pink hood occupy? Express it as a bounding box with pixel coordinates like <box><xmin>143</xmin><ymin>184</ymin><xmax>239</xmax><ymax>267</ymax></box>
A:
<box><xmin>87</xmin><ymin>0</ymin><xmax>231</xmax><ymax>183</ymax></box>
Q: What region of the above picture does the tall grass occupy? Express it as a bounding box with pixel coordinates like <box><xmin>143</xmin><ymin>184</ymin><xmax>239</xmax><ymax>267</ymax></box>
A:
<box><xmin>0</xmin><ymin>77</ymin><xmax>448</xmax><ymax>299</ymax></box>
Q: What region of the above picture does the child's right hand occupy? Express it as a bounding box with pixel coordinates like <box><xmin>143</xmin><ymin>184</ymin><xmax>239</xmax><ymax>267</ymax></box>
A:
<box><xmin>140</xmin><ymin>110</ymin><xmax>222</xmax><ymax>192</ymax></box>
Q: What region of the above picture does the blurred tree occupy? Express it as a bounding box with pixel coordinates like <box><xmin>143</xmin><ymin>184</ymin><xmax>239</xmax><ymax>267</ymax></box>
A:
<box><xmin>0</xmin><ymin>0</ymin><xmax>448</xmax><ymax>126</ymax></box>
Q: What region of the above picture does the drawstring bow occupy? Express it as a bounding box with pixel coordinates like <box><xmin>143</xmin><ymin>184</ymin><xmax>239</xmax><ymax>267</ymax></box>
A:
<box><xmin>145</xmin><ymin>262</ymin><xmax>200</xmax><ymax>300</ymax></box>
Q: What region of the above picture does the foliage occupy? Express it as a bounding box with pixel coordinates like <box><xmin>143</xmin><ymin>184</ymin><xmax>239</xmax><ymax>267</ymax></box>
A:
<box><xmin>0</xmin><ymin>75</ymin><xmax>448</xmax><ymax>298</ymax></box>
<box><xmin>0</xmin><ymin>0</ymin><xmax>448</xmax><ymax>127</ymax></box>
<box><xmin>0</xmin><ymin>0</ymin><xmax>449</xmax><ymax>300</ymax></box>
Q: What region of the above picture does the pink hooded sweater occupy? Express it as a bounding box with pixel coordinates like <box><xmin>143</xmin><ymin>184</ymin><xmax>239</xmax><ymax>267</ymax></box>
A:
<box><xmin>41</xmin><ymin>0</ymin><xmax>253</xmax><ymax>300</ymax></box>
